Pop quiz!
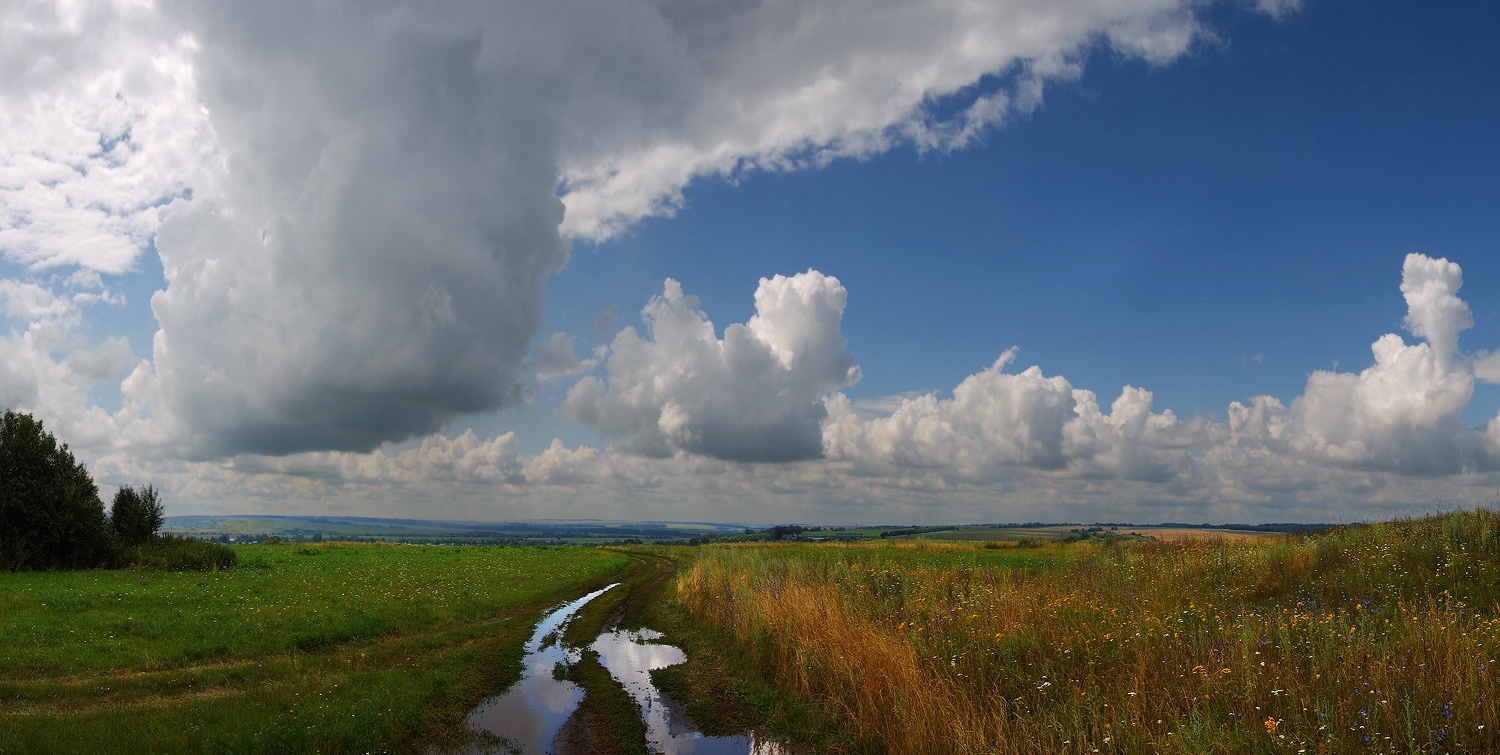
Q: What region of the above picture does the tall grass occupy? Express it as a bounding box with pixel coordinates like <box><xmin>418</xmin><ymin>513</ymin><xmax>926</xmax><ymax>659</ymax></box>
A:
<box><xmin>677</xmin><ymin>510</ymin><xmax>1500</xmax><ymax>754</ymax></box>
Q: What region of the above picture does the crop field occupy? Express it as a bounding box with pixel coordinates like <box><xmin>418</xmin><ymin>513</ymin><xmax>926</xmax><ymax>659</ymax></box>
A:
<box><xmin>676</xmin><ymin>510</ymin><xmax>1500</xmax><ymax>754</ymax></box>
<box><xmin>0</xmin><ymin>544</ymin><xmax>629</xmax><ymax>753</ymax></box>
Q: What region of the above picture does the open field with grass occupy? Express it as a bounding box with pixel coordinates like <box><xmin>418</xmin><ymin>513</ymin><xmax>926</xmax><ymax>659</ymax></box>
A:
<box><xmin>676</xmin><ymin>510</ymin><xmax>1500</xmax><ymax>754</ymax></box>
<box><xmin>11</xmin><ymin>514</ymin><xmax>1498</xmax><ymax>754</ymax></box>
<box><xmin>0</xmin><ymin>543</ymin><xmax>629</xmax><ymax>753</ymax></box>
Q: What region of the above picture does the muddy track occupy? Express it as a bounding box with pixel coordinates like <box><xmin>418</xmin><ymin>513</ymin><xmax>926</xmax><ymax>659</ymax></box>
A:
<box><xmin>555</xmin><ymin>550</ymin><xmax>678</xmax><ymax>755</ymax></box>
<box><xmin>601</xmin><ymin>553</ymin><xmax>676</xmax><ymax>631</ymax></box>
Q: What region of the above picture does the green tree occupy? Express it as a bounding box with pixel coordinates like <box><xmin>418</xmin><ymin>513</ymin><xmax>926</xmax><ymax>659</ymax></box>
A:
<box><xmin>111</xmin><ymin>484</ymin><xmax>165</xmax><ymax>546</ymax></box>
<box><xmin>0</xmin><ymin>410</ymin><xmax>114</xmax><ymax>570</ymax></box>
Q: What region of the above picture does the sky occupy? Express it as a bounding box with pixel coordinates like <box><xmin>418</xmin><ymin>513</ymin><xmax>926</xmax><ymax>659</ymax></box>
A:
<box><xmin>2</xmin><ymin>0</ymin><xmax>1499</xmax><ymax>525</ymax></box>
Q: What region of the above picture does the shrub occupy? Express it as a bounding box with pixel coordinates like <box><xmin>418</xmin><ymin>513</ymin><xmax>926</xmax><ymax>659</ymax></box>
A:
<box><xmin>122</xmin><ymin>534</ymin><xmax>237</xmax><ymax>572</ymax></box>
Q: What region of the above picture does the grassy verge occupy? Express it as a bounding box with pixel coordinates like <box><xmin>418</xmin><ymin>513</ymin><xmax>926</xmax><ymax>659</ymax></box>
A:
<box><xmin>0</xmin><ymin>544</ymin><xmax>630</xmax><ymax>753</ymax></box>
<box><xmin>633</xmin><ymin>548</ymin><xmax>875</xmax><ymax>754</ymax></box>
<box><xmin>549</xmin><ymin>549</ymin><xmax>863</xmax><ymax>753</ymax></box>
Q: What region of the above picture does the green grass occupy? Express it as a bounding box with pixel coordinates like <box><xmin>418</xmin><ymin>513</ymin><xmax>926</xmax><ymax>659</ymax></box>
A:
<box><xmin>0</xmin><ymin>543</ymin><xmax>630</xmax><ymax>753</ymax></box>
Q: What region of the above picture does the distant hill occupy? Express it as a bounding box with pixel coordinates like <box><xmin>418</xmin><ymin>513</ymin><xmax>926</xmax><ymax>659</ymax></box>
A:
<box><xmin>161</xmin><ymin>515</ymin><xmax>752</xmax><ymax>544</ymax></box>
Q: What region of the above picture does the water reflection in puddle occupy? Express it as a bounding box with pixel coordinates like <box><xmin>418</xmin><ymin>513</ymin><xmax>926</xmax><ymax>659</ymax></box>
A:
<box><xmin>461</xmin><ymin>584</ymin><xmax>618</xmax><ymax>754</ymax></box>
<box><xmin>592</xmin><ymin>628</ymin><xmax>786</xmax><ymax>755</ymax></box>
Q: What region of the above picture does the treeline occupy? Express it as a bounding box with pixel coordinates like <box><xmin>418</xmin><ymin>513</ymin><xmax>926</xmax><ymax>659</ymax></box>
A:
<box><xmin>0</xmin><ymin>411</ymin><xmax>234</xmax><ymax>571</ymax></box>
<box><xmin>880</xmin><ymin>525</ymin><xmax>958</xmax><ymax>538</ymax></box>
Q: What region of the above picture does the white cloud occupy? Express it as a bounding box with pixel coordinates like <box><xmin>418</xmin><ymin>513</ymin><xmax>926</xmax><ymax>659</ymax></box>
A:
<box><xmin>1399</xmin><ymin>253</ymin><xmax>1472</xmax><ymax>369</ymax></box>
<box><xmin>0</xmin><ymin>279</ymin><xmax>70</xmax><ymax>321</ymax></box>
<box><xmin>0</xmin><ymin>0</ymin><xmax>212</xmax><ymax>274</ymax></box>
<box><xmin>824</xmin><ymin>253</ymin><xmax>1500</xmax><ymax>504</ymax></box>
<box><xmin>1254</xmin><ymin>0</ymin><xmax>1303</xmax><ymax>21</ymax></box>
<box><xmin>1475</xmin><ymin>351</ymin><xmax>1500</xmax><ymax>384</ymax></box>
<box><xmin>70</xmin><ymin>249</ymin><xmax>1500</xmax><ymax>524</ymax></box>
<box><xmin>823</xmin><ymin>348</ymin><xmax>1201</xmax><ymax>484</ymax></box>
<box><xmin>555</xmin><ymin>0</ymin><xmax>1212</xmax><ymax>241</ymax></box>
<box><xmin>0</xmin><ymin>278</ymin><xmax>132</xmax><ymax>450</ymax></box>
<box><xmin>1216</xmin><ymin>255</ymin><xmax>1490</xmax><ymax>478</ymax></box>
<box><xmin>564</xmin><ymin>270</ymin><xmax>860</xmax><ymax>461</ymax></box>
<box><xmin>29</xmin><ymin>250</ymin><xmax>1500</xmax><ymax>526</ymax></box>
<box><xmin>227</xmin><ymin>429</ymin><xmax>524</xmax><ymax>485</ymax></box>
<box><xmin>116</xmin><ymin>0</ymin><xmax>583</xmax><ymax>456</ymax></box>
<box><xmin>533</xmin><ymin>332</ymin><xmax>595</xmax><ymax>381</ymax></box>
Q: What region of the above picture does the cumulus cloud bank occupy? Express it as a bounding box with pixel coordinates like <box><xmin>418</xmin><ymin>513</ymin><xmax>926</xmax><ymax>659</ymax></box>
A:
<box><xmin>69</xmin><ymin>254</ymin><xmax>1500</xmax><ymax>524</ymax></box>
<box><xmin>822</xmin><ymin>349</ymin><xmax>1204</xmax><ymax>485</ymax></box>
<box><xmin>564</xmin><ymin>271</ymin><xmax>860</xmax><ymax>461</ymax></box>
<box><xmin>821</xmin><ymin>254</ymin><xmax>1500</xmax><ymax>497</ymax></box>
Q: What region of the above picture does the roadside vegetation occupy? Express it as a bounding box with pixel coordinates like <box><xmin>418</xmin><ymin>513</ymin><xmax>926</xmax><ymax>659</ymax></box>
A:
<box><xmin>0</xmin><ymin>543</ymin><xmax>629</xmax><ymax>753</ymax></box>
<box><xmin>677</xmin><ymin>511</ymin><xmax>1500</xmax><ymax>754</ymax></box>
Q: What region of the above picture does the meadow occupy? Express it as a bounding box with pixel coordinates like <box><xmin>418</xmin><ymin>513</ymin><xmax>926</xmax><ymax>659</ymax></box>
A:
<box><xmin>0</xmin><ymin>543</ymin><xmax>629</xmax><ymax>753</ymax></box>
<box><xmin>676</xmin><ymin>511</ymin><xmax>1500</xmax><ymax>754</ymax></box>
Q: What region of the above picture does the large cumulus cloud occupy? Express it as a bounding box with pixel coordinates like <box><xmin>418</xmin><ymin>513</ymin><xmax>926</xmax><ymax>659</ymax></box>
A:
<box><xmin>564</xmin><ymin>271</ymin><xmax>860</xmax><ymax>461</ymax></box>
<box><xmin>119</xmin><ymin>0</ymin><xmax>577</xmax><ymax>455</ymax></box>
<box><xmin>1218</xmin><ymin>255</ymin><xmax>1492</xmax><ymax>478</ymax></box>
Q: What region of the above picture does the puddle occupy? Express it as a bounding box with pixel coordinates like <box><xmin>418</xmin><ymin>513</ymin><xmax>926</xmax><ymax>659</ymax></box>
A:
<box><xmin>458</xmin><ymin>582</ymin><xmax>783</xmax><ymax>755</ymax></box>
<box><xmin>459</xmin><ymin>583</ymin><xmax>618</xmax><ymax>754</ymax></box>
<box><xmin>591</xmin><ymin>628</ymin><xmax>786</xmax><ymax>755</ymax></box>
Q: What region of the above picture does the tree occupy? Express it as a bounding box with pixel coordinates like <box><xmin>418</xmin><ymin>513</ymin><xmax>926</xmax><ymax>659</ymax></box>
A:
<box><xmin>111</xmin><ymin>484</ymin><xmax>165</xmax><ymax>546</ymax></box>
<box><xmin>0</xmin><ymin>411</ymin><xmax>114</xmax><ymax>570</ymax></box>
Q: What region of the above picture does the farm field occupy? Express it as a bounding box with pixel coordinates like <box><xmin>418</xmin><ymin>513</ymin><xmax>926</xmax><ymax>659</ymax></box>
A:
<box><xmin>675</xmin><ymin>510</ymin><xmax>1500</xmax><ymax>754</ymax></box>
<box><xmin>0</xmin><ymin>544</ymin><xmax>629</xmax><ymax>753</ymax></box>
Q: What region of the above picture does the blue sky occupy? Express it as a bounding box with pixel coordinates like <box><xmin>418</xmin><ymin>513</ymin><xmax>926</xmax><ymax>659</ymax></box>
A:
<box><xmin>3</xmin><ymin>0</ymin><xmax>1500</xmax><ymax>523</ymax></box>
<box><xmin>530</xmin><ymin>0</ymin><xmax>1500</xmax><ymax>448</ymax></box>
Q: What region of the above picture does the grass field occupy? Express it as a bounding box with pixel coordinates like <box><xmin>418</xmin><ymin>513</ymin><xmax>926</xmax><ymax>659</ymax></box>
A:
<box><xmin>11</xmin><ymin>514</ymin><xmax>1496</xmax><ymax>754</ymax></box>
<box><xmin>0</xmin><ymin>543</ymin><xmax>629</xmax><ymax>753</ymax></box>
<box><xmin>677</xmin><ymin>511</ymin><xmax>1500</xmax><ymax>754</ymax></box>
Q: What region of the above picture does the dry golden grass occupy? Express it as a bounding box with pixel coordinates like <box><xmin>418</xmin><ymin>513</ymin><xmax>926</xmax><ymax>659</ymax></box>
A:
<box><xmin>1126</xmin><ymin>527</ymin><xmax>1281</xmax><ymax>543</ymax></box>
<box><xmin>678</xmin><ymin>511</ymin><xmax>1500</xmax><ymax>754</ymax></box>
